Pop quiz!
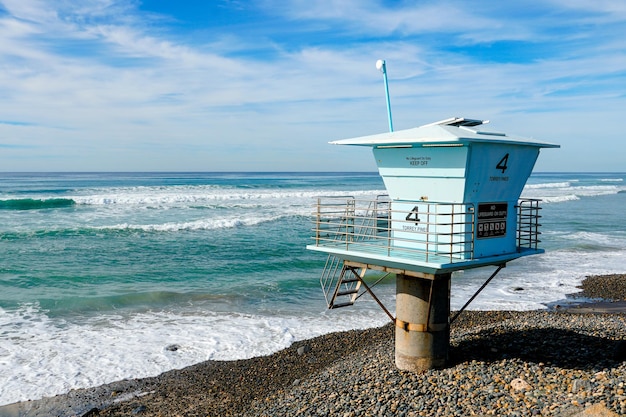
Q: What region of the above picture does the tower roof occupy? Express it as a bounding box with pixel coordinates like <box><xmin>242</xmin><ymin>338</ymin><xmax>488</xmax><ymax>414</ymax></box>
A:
<box><xmin>330</xmin><ymin>117</ymin><xmax>560</xmax><ymax>148</ymax></box>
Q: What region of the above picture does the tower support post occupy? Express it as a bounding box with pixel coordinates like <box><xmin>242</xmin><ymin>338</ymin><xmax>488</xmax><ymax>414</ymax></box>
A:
<box><xmin>395</xmin><ymin>272</ymin><xmax>451</xmax><ymax>372</ymax></box>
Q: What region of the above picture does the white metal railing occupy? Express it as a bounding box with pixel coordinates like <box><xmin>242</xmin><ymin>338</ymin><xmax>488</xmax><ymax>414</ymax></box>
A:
<box><xmin>516</xmin><ymin>198</ymin><xmax>542</xmax><ymax>250</ymax></box>
<box><xmin>312</xmin><ymin>196</ymin><xmax>475</xmax><ymax>263</ymax></box>
<box><xmin>312</xmin><ymin>196</ymin><xmax>544</xmax><ymax>264</ymax></box>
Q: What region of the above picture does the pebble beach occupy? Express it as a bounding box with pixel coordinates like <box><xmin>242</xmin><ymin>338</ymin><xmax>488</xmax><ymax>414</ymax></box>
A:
<box><xmin>4</xmin><ymin>274</ymin><xmax>626</xmax><ymax>417</ymax></box>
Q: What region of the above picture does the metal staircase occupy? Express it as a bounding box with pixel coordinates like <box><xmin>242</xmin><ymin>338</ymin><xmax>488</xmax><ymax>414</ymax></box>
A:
<box><xmin>319</xmin><ymin>196</ymin><xmax>390</xmax><ymax>309</ymax></box>
<box><xmin>321</xmin><ymin>258</ymin><xmax>364</xmax><ymax>308</ymax></box>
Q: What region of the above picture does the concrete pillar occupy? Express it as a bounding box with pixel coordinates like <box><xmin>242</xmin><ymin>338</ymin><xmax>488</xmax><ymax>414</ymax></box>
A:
<box><xmin>395</xmin><ymin>272</ymin><xmax>451</xmax><ymax>372</ymax></box>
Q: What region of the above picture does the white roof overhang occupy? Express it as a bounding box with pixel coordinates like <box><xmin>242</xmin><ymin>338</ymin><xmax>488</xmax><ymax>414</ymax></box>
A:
<box><xmin>330</xmin><ymin>117</ymin><xmax>560</xmax><ymax>149</ymax></box>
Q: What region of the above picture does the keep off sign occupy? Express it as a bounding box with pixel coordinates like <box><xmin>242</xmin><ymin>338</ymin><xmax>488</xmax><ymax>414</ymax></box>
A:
<box><xmin>477</xmin><ymin>203</ymin><xmax>507</xmax><ymax>239</ymax></box>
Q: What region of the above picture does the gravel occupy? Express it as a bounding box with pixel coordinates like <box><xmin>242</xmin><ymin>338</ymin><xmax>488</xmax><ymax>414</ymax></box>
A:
<box><xmin>576</xmin><ymin>274</ymin><xmax>626</xmax><ymax>301</ymax></box>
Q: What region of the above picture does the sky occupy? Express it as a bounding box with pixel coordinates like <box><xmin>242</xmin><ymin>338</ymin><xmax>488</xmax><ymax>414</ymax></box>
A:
<box><xmin>0</xmin><ymin>0</ymin><xmax>625</xmax><ymax>172</ymax></box>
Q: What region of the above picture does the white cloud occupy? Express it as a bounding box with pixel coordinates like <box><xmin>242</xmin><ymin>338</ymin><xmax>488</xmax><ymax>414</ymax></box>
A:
<box><xmin>548</xmin><ymin>0</ymin><xmax>626</xmax><ymax>19</ymax></box>
<box><xmin>0</xmin><ymin>0</ymin><xmax>624</xmax><ymax>171</ymax></box>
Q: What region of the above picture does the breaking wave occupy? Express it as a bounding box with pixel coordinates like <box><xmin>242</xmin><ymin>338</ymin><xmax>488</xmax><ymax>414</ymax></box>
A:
<box><xmin>0</xmin><ymin>198</ymin><xmax>76</xmax><ymax>211</ymax></box>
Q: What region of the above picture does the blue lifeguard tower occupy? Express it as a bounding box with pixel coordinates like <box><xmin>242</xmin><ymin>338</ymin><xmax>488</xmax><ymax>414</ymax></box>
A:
<box><xmin>307</xmin><ymin>116</ymin><xmax>559</xmax><ymax>371</ymax></box>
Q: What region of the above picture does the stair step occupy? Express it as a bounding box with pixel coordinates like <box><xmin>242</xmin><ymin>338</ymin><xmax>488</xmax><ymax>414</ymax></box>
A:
<box><xmin>341</xmin><ymin>278</ymin><xmax>360</xmax><ymax>284</ymax></box>
<box><xmin>330</xmin><ymin>301</ymin><xmax>354</xmax><ymax>309</ymax></box>
<box><xmin>336</xmin><ymin>289</ymin><xmax>358</xmax><ymax>296</ymax></box>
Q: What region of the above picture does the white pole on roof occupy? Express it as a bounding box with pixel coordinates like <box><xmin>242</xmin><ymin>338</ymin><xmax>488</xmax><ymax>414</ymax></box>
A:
<box><xmin>376</xmin><ymin>59</ymin><xmax>394</xmax><ymax>132</ymax></box>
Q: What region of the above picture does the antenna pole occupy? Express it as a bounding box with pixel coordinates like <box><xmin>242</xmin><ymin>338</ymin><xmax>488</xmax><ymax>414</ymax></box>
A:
<box><xmin>376</xmin><ymin>59</ymin><xmax>394</xmax><ymax>132</ymax></box>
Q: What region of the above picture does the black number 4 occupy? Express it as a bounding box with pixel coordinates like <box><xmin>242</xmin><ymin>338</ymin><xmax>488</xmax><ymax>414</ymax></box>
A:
<box><xmin>405</xmin><ymin>206</ymin><xmax>420</xmax><ymax>224</ymax></box>
<box><xmin>496</xmin><ymin>153</ymin><xmax>509</xmax><ymax>173</ymax></box>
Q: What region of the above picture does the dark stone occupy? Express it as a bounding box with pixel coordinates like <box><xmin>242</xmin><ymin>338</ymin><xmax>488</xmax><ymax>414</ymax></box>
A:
<box><xmin>81</xmin><ymin>408</ymin><xmax>100</xmax><ymax>417</ymax></box>
<box><xmin>165</xmin><ymin>344</ymin><xmax>180</xmax><ymax>352</ymax></box>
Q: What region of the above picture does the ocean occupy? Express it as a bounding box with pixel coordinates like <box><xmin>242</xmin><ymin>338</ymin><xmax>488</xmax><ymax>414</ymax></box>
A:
<box><xmin>1</xmin><ymin>171</ymin><xmax>625</xmax><ymax>405</ymax></box>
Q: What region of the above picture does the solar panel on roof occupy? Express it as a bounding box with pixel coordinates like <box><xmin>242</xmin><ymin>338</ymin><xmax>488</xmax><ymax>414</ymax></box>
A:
<box><xmin>420</xmin><ymin>117</ymin><xmax>487</xmax><ymax>128</ymax></box>
<box><xmin>443</xmin><ymin>118</ymin><xmax>485</xmax><ymax>127</ymax></box>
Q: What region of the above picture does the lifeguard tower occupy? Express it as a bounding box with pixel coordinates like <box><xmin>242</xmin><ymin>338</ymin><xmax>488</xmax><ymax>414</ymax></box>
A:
<box><xmin>307</xmin><ymin>116</ymin><xmax>559</xmax><ymax>372</ymax></box>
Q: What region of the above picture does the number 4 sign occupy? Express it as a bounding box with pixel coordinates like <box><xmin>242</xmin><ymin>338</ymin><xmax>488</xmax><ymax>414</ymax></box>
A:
<box><xmin>405</xmin><ymin>206</ymin><xmax>420</xmax><ymax>225</ymax></box>
<box><xmin>496</xmin><ymin>153</ymin><xmax>509</xmax><ymax>173</ymax></box>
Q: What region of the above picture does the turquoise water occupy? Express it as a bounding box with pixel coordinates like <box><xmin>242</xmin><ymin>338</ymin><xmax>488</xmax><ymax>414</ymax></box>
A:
<box><xmin>0</xmin><ymin>173</ymin><xmax>383</xmax><ymax>317</ymax></box>
<box><xmin>1</xmin><ymin>171</ymin><xmax>625</xmax><ymax>404</ymax></box>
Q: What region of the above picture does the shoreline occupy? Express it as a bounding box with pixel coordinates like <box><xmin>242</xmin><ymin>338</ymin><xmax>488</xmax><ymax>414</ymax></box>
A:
<box><xmin>3</xmin><ymin>274</ymin><xmax>625</xmax><ymax>417</ymax></box>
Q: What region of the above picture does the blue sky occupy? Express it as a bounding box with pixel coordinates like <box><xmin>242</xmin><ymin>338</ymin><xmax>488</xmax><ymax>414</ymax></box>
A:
<box><xmin>0</xmin><ymin>0</ymin><xmax>624</xmax><ymax>172</ymax></box>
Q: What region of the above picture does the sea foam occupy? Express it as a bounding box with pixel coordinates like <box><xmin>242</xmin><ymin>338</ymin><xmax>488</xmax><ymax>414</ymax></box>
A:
<box><xmin>0</xmin><ymin>303</ymin><xmax>390</xmax><ymax>405</ymax></box>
